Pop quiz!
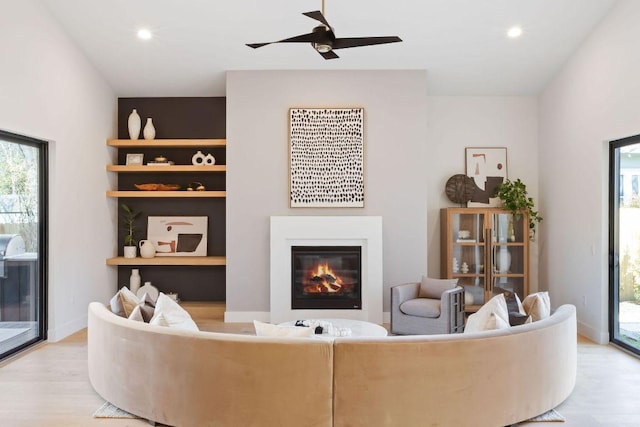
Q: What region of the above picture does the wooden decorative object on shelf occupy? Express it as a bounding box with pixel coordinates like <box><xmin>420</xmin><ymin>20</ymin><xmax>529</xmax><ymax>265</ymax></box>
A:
<box><xmin>134</xmin><ymin>183</ymin><xmax>181</xmax><ymax>191</ymax></box>
<box><xmin>445</xmin><ymin>174</ymin><xmax>475</xmax><ymax>206</ymax></box>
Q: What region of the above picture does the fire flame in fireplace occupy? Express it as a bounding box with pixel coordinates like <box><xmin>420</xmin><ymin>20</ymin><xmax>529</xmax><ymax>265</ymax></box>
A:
<box><xmin>305</xmin><ymin>262</ymin><xmax>343</xmax><ymax>293</ymax></box>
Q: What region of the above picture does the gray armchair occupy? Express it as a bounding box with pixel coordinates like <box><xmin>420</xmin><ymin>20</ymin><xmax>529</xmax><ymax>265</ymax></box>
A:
<box><xmin>390</xmin><ymin>278</ymin><xmax>465</xmax><ymax>335</ymax></box>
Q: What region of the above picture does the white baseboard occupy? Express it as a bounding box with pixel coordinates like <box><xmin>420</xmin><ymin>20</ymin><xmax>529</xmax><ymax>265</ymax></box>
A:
<box><xmin>224</xmin><ymin>311</ymin><xmax>391</xmax><ymax>325</ymax></box>
<box><xmin>47</xmin><ymin>314</ymin><xmax>87</xmax><ymax>342</ymax></box>
<box><xmin>577</xmin><ymin>320</ymin><xmax>609</xmax><ymax>345</ymax></box>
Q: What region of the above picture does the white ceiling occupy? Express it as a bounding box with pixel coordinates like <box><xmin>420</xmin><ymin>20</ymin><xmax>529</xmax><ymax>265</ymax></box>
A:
<box><xmin>40</xmin><ymin>0</ymin><xmax>617</xmax><ymax>97</ymax></box>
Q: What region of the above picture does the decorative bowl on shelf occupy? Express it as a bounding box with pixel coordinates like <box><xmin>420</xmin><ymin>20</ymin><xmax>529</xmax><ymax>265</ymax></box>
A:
<box><xmin>134</xmin><ymin>183</ymin><xmax>181</xmax><ymax>191</ymax></box>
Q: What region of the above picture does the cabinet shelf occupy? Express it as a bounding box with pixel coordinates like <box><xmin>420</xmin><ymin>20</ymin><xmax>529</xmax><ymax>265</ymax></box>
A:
<box><xmin>106</xmin><ymin>190</ymin><xmax>226</xmax><ymax>198</ymax></box>
<box><xmin>107</xmin><ymin>139</ymin><xmax>226</xmax><ymax>148</ymax></box>
<box><xmin>107</xmin><ymin>165</ymin><xmax>226</xmax><ymax>173</ymax></box>
<box><xmin>106</xmin><ymin>256</ymin><xmax>226</xmax><ymax>266</ymax></box>
<box><xmin>441</xmin><ymin>207</ymin><xmax>529</xmax><ymax>310</ymax></box>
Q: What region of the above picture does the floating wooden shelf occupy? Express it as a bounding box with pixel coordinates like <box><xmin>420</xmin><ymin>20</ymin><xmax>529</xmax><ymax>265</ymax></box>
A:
<box><xmin>106</xmin><ymin>256</ymin><xmax>226</xmax><ymax>266</ymax></box>
<box><xmin>107</xmin><ymin>139</ymin><xmax>226</xmax><ymax>148</ymax></box>
<box><xmin>106</xmin><ymin>190</ymin><xmax>226</xmax><ymax>198</ymax></box>
<box><xmin>106</xmin><ymin>165</ymin><xmax>226</xmax><ymax>173</ymax></box>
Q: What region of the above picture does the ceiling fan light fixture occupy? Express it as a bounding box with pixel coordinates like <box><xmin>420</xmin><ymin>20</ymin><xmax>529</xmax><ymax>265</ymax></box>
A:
<box><xmin>313</xmin><ymin>42</ymin><xmax>332</xmax><ymax>53</ymax></box>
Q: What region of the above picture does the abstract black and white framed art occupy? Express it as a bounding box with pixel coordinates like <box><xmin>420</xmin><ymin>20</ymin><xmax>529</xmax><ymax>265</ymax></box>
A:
<box><xmin>465</xmin><ymin>147</ymin><xmax>507</xmax><ymax>207</ymax></box>
<box><xmin>289</xmin><ymin>108</ymin><xmax>364</xmax><ymax>208</ymax></box>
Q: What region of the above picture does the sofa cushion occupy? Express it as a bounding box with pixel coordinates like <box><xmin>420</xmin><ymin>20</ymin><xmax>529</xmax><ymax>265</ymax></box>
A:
<box><xmin>149</xmin><ymin>293</ymin><xmax>199</xmax><ymax>331</ymax></box>
<box><xmin>399</xmin><ymin>298</ymin><xmax>441</xmax><ymax>318</ymax></box>
<box><xmin>464</xmin><ymin>293</ymin><xmax>510</xmax><ymax>333</ymax></box>
<box><xmin>253</xmin><ymin>320</ymin><xmax>315</xmax><ymax>338</ymax></box>
<box><xmin>418</xmin><ymin>277</ymin><xmax>458</xmax><ymax>299</ymax></box>
<box><xmin>109</xmin><ymin>287</ymin><xmax>140</xmax><ymax>318</ymax></box>
<box><xmin>522</xmin><ymin>291</ymin><xmax>551</xmax><ymax>322</ymax></box>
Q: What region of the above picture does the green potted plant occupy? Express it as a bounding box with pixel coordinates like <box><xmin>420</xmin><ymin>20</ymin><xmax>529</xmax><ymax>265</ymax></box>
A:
<box><xmin>121</xmin><ymin>203</ymin><xmax>141</xmax><ymax>258</ymax></box>
<box><xmin>496</xmin><ymin>178</ymin><xmax>542</xmax><ymax>239</ymax></box>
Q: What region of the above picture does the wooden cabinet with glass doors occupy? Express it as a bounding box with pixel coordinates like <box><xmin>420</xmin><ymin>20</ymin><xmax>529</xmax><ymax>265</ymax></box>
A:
<box><xmin>440</xmin><ymin>208</ymin><xmax>529</xmax><ymax>313</ymax></box>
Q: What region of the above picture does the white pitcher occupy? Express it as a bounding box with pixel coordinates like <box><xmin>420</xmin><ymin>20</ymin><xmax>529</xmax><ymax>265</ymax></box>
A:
<box><xmin>139</xmin><ymin>240</ymin><xmax>156</xmax><ymax>258</ymax></box>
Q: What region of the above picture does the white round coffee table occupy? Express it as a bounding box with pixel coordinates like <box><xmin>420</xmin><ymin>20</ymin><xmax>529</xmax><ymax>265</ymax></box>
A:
<box><xmin>279</xmin><ymin>318</ymin><xmax>388</xmax><ymax>338</ymax></box>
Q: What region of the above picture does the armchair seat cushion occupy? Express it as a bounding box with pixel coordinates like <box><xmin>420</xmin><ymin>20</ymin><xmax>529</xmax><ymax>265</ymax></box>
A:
<box><xmin>399</xmin><ymin>298</ymin><xmax>441</xmax><ymax>318</ymax></box>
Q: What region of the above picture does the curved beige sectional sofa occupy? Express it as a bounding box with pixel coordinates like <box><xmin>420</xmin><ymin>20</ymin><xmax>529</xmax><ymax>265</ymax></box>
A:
<box><xmin>88</xmin><ymin>302</ymin><xmax>577</xmax><ymax>427</ymax></box>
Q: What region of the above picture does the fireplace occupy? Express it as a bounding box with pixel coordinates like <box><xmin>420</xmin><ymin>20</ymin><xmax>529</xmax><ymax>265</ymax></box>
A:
<box><xmin>268</xmin><ymin>216</ymin><xmax>382</xmax><ymax>324</ymax></box>
<box><xmin>291</xmin><ymin>246</ymin><xmax>362</xmax><ymax>310</ymax></box>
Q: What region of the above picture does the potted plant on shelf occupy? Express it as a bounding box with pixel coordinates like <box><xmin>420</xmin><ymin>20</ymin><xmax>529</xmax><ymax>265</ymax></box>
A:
<box><xmin>121</xmin><ymin>203</ymin><xmax>141</xmax><ymax>258</ymax></box>
<box><xmin>496</xmin><ymin>178</ymin><xmax>542</xmax><ymax>239</ymax></box>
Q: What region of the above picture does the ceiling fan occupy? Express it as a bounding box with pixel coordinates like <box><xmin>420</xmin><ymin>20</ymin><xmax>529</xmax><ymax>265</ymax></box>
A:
<box><xmin>246</xmin><ymin>0</ymin><xmax>402</xmax><ymax>59</ymax></box>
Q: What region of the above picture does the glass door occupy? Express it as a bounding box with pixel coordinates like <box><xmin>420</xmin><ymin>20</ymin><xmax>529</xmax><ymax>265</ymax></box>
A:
<box><xmin>610</xmin><ymin>136</ymin><xmax>640</xmax><ymax>354</ymax></box>
<box><xmin>490</xmin><ymin>212</ymin><xmax>527</xmax><ymax>300</ymax></box>
<box><xmin>450</xmin><ymin>211</ymin><xmax>486</xmax><ymax>310</ymax></box>
<box><xmin>0</xmin><ymin>130</ymin><xmax>47</xmax><ymax>360</ymax></box>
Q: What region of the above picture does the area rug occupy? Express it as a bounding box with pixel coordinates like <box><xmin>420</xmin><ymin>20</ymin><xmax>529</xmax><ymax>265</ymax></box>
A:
<box><xmin>93</xmin><ymin>401</ymin><xmax>141</xmax><ymax>419</ymax></box>
<box><xmin>526</xmin><ymin>408</ymin><xmax>565</xmax><ymax>422</ymax></box>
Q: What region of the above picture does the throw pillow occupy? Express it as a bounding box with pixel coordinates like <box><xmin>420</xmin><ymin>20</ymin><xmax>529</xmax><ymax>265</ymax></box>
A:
<box><xmin>464</xmin><ymin>293</ymin><xmax>510</xmax><ymax>333</ymax></box>
<box><xmin>137</xmin><ymin>292</ymin><xmax>156</xmax><ymax>323</ymax></box>
<box><xmin>508</xmin><ymin>312</ymin><xmax>532</xmax><ymax>326</ymax></box>
<box><xmin>504</xmin><ymin>291</ymin><xmax>528</xmax><ymax>326</ymax></box>
<box><xmin>418</xmin><ymin>276</ymin><xmax>458</xmax><ymax>299</ymax></box>
<box><xmin>150</xmin><ymin>312</ymin><xmax>170</xmax><ymax>327</ymax></box>
<box><xmin>149</xmin><ymin>293</ymin><xmax>199</xmax><ymax>331</ymax></box>
<box><xmin>128</xmin><ymin>305</ymin><xmax>144</xmax><ymax>322</ymax></box>
<box><xmin>253</xmin><ymin>320</ymin><xmax>315</xmax><ymax>338</ymax></box>
<box><xmin>109</xmin><ymin>287</ymin><xmax>140</xmax><ymax>318</ymax></box>
<box><xmin>522</xmin><ymin>291</ymin><xmax>551</xmax><ymax>322</ymax></box>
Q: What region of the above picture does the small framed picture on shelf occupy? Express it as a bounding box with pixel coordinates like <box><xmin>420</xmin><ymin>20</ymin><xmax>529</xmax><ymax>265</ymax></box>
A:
<box><xmin>126</xmin><ymin>153</ymin><xmax>144</xmax><ymax>165</ymax></box>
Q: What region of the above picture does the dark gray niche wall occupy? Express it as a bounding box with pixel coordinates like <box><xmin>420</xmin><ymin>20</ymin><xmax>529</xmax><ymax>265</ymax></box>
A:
<box><xmin>117</xmin><ymin>97</ymin><xmax>226</xmax><ymax>301</ymax></box>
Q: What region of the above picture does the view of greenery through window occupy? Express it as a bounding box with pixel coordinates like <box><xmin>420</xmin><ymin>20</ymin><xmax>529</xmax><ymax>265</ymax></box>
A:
<box><xmin>0</xmin><ymin>140</ymin><xmax>39</xmax><ymax>252</ymax></box>
<box><xmin>619</xmin><ymin>146</ymin><xmax>640</xmax><ymax>348</ymax></box>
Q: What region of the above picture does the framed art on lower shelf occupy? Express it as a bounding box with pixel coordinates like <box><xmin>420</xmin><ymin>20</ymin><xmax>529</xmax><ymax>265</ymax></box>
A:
<box><xmin>147</xmin><ymin>216</ymin><xmax>208</xmax><ymax>256</ymax></box>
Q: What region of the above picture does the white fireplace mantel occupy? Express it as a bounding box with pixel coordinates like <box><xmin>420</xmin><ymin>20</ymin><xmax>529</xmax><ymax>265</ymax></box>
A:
<box><xmin>269</xmin><ymin>216</ymin><xmax>383</xmax><ymax>324</ymax></box>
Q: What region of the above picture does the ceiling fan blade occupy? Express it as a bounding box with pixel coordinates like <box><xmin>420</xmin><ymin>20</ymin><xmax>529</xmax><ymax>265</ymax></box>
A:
<box><xmin>319</xmin><ymin>50</ymin><xmax>339</xmax><ymax>60</ymax></box>
<box><xmin>303</xmin><ymin>10</ymin><xmax>332</xmax><ymax>29</ymax></box>
<box><xmin>246</xmin><ymin>31</ymin><xmax>323</xmax><ymax>49</ymax></box>
<box><xmin>332</xmin><ymin>36</ymin><xmax>402</xmax><ymax>50</ymax></box>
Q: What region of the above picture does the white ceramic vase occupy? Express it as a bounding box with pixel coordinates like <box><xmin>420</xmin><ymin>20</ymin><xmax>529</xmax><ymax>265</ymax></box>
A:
<box><xmin>129</xmin><ymin>269</ymin><xmax>141</xmax><ymax>294</ymax></box>
<box><xmin>192</xmin><ymin>150</ymin><xmax>205</xmax><ymax>165</ymax></box>
<box><xmin>143</xmin><ymin>118</ymin><xmax>156</xmax><ymax>140</ymax></box>
<box><xmin>139</xmin><ymin>239</ymin><xmax>156</xmax><ymax>258</ymax></box>
<box><xmin>137</xmin><ymin>281</ymin><xmax>159</xmax><ymax>302</ymax></box>
<box><xmin>496</xmin><ymin>248</ymin><xmax>511</xmax><ymax>273</ymax></box>
<box><xmin>128</xmin><ymin>109</ymin><xmax>141</xmax><ymax>140</ymax></box>
<box><xmin>123</xmin><ymin>245</ymin><xmax>136</xmax><ymax>259</ymax></box>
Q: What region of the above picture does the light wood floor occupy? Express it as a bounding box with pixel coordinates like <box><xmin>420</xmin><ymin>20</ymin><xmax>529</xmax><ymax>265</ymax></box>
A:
<box><xmin>0</xmin><ymin>306</ymin><xmax>639</xmax><ymax>427</ymax></box>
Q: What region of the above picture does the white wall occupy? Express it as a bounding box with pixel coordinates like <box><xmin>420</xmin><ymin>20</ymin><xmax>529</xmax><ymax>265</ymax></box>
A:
<box><xmin>226</xmin><ymin>70</ymin><xmax>428</xmax><ymax>318</ymax></box>
<box><xmin>539</xmin><ymin>0</ymin><xmax>640</xmax><ymax>344</ymax></box>
<box><xmin>426</xmin><ymin>97</ymin><xmax>539</xmax><ymax>290</ymax></box>
<box><xmin>0</xmin><ymin>0</ymin><xmax>116</xmax><ymax>341</ymax></box>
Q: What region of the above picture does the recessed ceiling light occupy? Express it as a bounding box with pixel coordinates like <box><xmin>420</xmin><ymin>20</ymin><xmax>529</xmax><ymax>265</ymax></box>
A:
<box><xmin>137</xmin><ymin>29</ymin><xmax>152</xmax><ymax>40</ymax></box>
<box><xmin>507</xmin><ymin>26</ymin><xmax>523</xmax><ymax>38</ymax></box>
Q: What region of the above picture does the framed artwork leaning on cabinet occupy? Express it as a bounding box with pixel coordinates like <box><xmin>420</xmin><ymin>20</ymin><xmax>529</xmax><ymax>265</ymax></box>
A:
<box><xmin>465</xmin><ymin>147</ymin><xmax>507</xmax><ymax>207</ymax></box>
